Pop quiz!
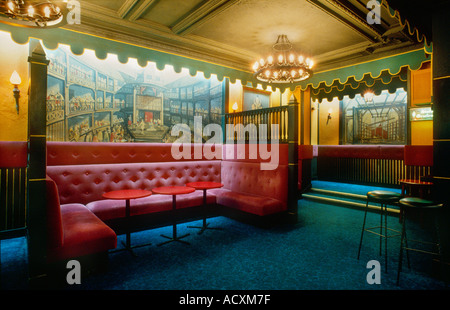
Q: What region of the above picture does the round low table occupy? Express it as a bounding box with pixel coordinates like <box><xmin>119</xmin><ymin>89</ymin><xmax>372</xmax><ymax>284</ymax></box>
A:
<box><xmin>152</xmin><ymin>186</ymin><xmax>195</xmax><ymax>246</ymax></box>
<box><xmin>103</xmin><ymin>189</ymin><xmax>152</xmax><ymax>255</ymax></box>
<box><xmin>186</xmin><ymin>182</ymin><xmax>224</xmax><ymax>235</ymax></box>
<box><xmin>399</xmin><ymin>179</ymin><xmax>433</xmax><ymax>198</ymax></box>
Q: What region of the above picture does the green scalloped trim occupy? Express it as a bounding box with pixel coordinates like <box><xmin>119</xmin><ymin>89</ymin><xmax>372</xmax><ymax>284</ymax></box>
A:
<box><xmin>0</xmin><ymin>1</ymin><xmax>432</xmax><ymax>95</ymax></box>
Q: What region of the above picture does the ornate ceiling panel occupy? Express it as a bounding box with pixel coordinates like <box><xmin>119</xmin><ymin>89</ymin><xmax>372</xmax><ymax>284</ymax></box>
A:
<box><xmin>62</xmin><ymin>0</ymin><xmax>427</xmax><ymax>75</ymax></box>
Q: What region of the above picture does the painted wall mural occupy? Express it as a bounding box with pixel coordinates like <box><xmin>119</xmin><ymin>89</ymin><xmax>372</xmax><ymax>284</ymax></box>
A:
<box><xmin>45</xmin><ymin>45</ymin><xmax>224</xmax><ymax>143</ymax></box>
<box><xmin>342</xmin><ymin>88</ymin><xmax>407</xmax><ymax>145</ymax></box>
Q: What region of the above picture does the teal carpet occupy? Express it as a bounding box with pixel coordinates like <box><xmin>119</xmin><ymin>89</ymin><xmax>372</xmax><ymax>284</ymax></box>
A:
<box><xmin>1</xmin><ymin>181</ymin><xmax>447</xmax><ymax>293</ymax></box>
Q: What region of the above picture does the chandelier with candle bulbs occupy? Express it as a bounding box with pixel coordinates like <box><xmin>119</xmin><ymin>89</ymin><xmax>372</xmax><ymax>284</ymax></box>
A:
<box><xmin>0</xmin><ymin>0</ymin><xmax>65</xmax><ymax>28</ymax></box>
<box><xmin>253</xmin><ymin>34</ymin><xmax>314</xmax><ymax>84</ymax></box>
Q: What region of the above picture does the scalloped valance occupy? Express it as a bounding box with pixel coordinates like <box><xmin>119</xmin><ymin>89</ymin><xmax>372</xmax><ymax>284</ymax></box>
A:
<box><xmin>0</xmin><ymin>11</ymin><xmax>431</xmax><ymax>94</ymax></box>
<box><xmin>296</xmin><ymin>48</ymin><xmax>430</xmax><ymax>93</ymax></box>
<box><xmin>310</xmin><ymin>67</ymin><xmax>409</xmax><ymax>101</ymax></box>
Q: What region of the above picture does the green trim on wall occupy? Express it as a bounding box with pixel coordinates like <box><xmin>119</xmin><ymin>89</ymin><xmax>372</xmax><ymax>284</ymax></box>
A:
<box><xmin>311</xmin><ymin>68</ymin><xmax>409</xmax><ymax>101</ymax></box>
<box><xmin>0</xmin><ymin>22</ymin><xmax>431</xmax><ymax>94</ymax></box>
<box><xmin>0</xmin><ymin>23</ymin><xmax>255</xmax><ymax>84</ymax></box>
<box><xmin>297</xmin><ymin>48</ymin><xmax>430</xmax><ymax>91</ymax></box>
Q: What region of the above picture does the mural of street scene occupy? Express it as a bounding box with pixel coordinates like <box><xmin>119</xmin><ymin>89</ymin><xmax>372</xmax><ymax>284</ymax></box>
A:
<box><xmin>342</xmin><ymin>88</ymin><xmax>407</xmax><ymax>145</ymax></box>
<box><xmin>45</xmin><ymin>46</ymin><xmax>224</xmax><ymax>143</ymax></box>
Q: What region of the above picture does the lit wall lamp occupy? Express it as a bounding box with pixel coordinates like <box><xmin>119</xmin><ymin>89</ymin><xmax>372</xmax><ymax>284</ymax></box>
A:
<box><xmin>10</xmin><ymin>70</ymin><xmax>22</xmax><ymax>114</ymax></box>
<box><xmin>327</xmin><ymin>108</ymin><xmax>332</xmax><ymax>125</ymax></box>
<box><xmin>364</xmin><ymin>91</ymin><xmax>374</xmax><ymax>104</ymax></box>
<box><xmin>232</xmin><ymin>102</ymin><xmax>238</xmax><ymax>113</ymax></box>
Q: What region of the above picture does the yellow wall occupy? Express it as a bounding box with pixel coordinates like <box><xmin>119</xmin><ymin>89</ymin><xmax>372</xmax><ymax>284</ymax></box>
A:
<box><xmin>311</xmin><ymin>99</ymin><xmax>318</xmax><ymax>145</ymax></box>
<box><xmin>318</xmin><ymin>97</ymin><xmax>339</xmax><ymax>145</ymax></box>
<box><xmin>228</xmin><ymin>81</ymin><xmax>243</xmax><ymax>113</ymax></box>
<box><xmin>410</xmin><ymin>63</ymin><xmax>433</xmax><ymax>145</ymax></box>
<box><xmin>288</xmin><ymin>87</ymin><xmax>311</xmax><ymax>145</ymax></box>
<box><xmin>227</xmin><ymin>82</ymin><xmax>288</xmax><ymax>112</ymax></box>
<box><xmin>411</xmin><ymin>120</ymin><xmax>433</xmax><ymax>145</ymax></box>
<box><xmin>0</xmin><ymin>31</ymin><xmax>29</xmax><ymax>142</ymax></box>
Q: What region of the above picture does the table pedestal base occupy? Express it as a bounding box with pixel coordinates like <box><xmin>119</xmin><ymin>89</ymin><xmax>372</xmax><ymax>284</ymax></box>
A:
<box><xmin>107</xmin><ymin>196</ymin><xmax>152</xmax><ymax>256</ymax></box>
<box><xmin>187</xmin><ymin>188</ymin><xmax>223</xmax><ymax>235</ymax></box>
<box><xmin>188</xmin><ymin>221</ymin><xmax>223</xmax><ymax>235</ymax></box>
<box><xmin>158</xmin><ymin>232</ymin><xmax>190</xmax><ymax>246</ymax></box>
<box><xmin>111</xmin><ymin>232</ymin><xmax>152</xmax><ymax>256</ymax></box>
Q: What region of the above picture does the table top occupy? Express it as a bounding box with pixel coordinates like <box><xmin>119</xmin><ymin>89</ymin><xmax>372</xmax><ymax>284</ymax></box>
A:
<box><xmin>186</xmin><ymin>181</ymin><xmax>224</xmax><ymax>190</ymax></box>
<box><xmin>103</xmin><ymin>189</ymin><xmax>152</xmax><ymax>200</ymax></box>
<box><xmin>152</xmin><ymin>186</ymin><xmax>196</xmax><ymax>196</ymax></box>
<box><xmin>399</xmin><ymin>179</ymin><xmax>433</xmax><ymax>185</ymax></box>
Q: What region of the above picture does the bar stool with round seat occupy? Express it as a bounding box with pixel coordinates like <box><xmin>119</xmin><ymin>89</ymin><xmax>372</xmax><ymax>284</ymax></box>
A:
<box><xmin>357</xmin><ymin>190</ymin><xmax>403</xmax><ymax>271</ymax></box>
<box><xmin>396</xmin><ymin>197</ymin><xmax>445</xmax><ymax>285</ymax></box>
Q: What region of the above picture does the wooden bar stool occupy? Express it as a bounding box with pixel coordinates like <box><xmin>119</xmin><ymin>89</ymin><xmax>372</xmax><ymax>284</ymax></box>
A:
<box><xmin>397</xmin><ymin>197</ymin><xmax>445</xmax><ymax>285</ymax></box>
<box><xmin>357</xmin><ymin>190</ymin><xmax>403</xmax><ymax>271</ymax></box>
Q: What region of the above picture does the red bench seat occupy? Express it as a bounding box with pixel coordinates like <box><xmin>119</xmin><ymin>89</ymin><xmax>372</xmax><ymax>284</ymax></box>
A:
<box><xmin>45</xmin><ymin>142</ymin><xmax>290</xmax><ymax>245</ymax></box>
<box><xmin>217</xmin><ymin>160</ymin><xmax>288</xmax><ymax>216</ymax></box>
<box><xmin>46</xmin><ymin>177</ymin><xmax>117</xmax><ymax>263</ymax></box>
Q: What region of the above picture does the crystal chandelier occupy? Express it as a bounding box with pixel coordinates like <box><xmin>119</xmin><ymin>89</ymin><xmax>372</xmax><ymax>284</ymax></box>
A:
<box><xmin>253</xmin><ymin>34</ymin><xmax>314</xmax><ymax>84</ymax></box>
<box><xmin>0</xmin><ymin>0</ymin><xmax>65</xmax><ymax>28</ymax></box>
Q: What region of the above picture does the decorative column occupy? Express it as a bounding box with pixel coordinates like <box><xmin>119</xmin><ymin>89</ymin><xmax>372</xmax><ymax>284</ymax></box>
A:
<box><xmin>27</xmin><ymin>40</ymin><xmax>49</xmax><ymax>282</ymax></box>
<box><xmin>287</xmin><ymin>94</ymin><xmax>299</xmax><ymax>223</ymax></box>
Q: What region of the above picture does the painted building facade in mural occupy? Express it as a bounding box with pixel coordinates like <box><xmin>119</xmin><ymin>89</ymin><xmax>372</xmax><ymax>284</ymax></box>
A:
<box><xmin>45</xmin><ymin>46</ymin><xmax>224</xmax><ymax>143</ymax></box>
<box><xmin>342</xmin><ymin>88</ymin><xmax>407</xmax><ymax>145</ymax></box>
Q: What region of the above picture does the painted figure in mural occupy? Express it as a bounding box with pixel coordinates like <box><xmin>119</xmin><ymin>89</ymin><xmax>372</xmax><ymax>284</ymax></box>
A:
<box><xmin>252</xmin><ymin>95</ymin><xmax>262</xmax><ymax>110</ymax></box>
<box><xmin>139</xmin><ymin>119</ymin><xmax>146</xmax><ymax>134</ymax></box>
<box><xmin>44</xmin><ymin>45</ymin><xmax>223</xmax><ymax>143</ymax></box>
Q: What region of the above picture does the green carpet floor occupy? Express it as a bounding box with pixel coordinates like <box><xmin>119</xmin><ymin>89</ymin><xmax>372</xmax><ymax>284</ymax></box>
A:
<box><xmin>1</xmin><ymin>181</ymin><xmax>448</xmax><ymax>296</ymax></box>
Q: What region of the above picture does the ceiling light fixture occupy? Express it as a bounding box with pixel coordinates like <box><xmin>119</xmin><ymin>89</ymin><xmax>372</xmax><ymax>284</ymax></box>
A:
<box><xmin>0</xmin><ymin>0</ymin><xmax>66</xmax><ymax>28</ymax></box>
<box><xmin>253</xmin><ymin>34</ymin><xmax>314</xmax><ymax>84</ymax></box>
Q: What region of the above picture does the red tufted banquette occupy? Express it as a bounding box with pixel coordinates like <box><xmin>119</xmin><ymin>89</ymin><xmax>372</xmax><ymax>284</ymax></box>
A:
<box><xmin>46</xmin><ymin>142</ymin><xmax>290</xmax><ymax>227</ymax></box>
<box><xmin>216</xmin><ymin>144</ymin><xmax>289</xmax><ymax>216</ymax></box>
<box><xmin>46</xmin><ymin>177</ymin><xmax>117</xmax><ymax>262</ymax></box>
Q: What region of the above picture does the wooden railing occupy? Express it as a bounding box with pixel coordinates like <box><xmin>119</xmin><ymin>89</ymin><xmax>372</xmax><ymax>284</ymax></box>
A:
<box><xmin>225</xmin><ymin>106</ymin><xmax>290</xmax><ymax>143</ymax></box>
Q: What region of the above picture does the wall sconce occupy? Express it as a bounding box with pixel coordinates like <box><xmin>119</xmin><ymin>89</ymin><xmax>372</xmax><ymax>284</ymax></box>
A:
<box><xmin>10</xmin><ymin>70</ymin><xmax>22</xmax><ymax>114</ymax></box>
<box><xmin>364</xmin><ymin>90</ymin><xmax>374</xmax><ymax>104</ymax></box>
<box><xmin>232</xmin><ymin>102</ymin><xmax>238</xmax><ymax>113</ymax></box>
<box><xmin>327</xmin><ymin>108</ymin><xmax>332</xmax><ymax>125</ymax></box>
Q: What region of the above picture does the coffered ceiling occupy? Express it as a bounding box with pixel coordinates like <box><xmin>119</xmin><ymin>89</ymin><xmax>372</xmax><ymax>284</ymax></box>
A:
<box><xmin>65</xmin><ymin>0</ymin><xmax>427</xmax><ymax>74</ymax></box>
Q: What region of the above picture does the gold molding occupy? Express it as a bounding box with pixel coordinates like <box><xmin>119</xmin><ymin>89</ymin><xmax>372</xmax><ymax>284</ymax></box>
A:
<box><xmin>118</xmin><ymin>0</ymin><xmax>140</xmax><ymax>19</ymax></box>
<box><xmin>128</xmin><ymin>0</ymin><xmax>158</xmax><ymax>22</ymax></box>
<box><xmin>433</xmin><ymin>176</ymin><xmax>450</xmax><ymax>180</ymax></box>
<box><xmin>433</xmin><ymin>75</ymin><xmax>450</xmax><ymax>81</ymax></box>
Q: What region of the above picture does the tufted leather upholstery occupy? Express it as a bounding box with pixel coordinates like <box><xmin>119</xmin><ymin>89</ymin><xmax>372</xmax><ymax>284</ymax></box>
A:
<box><xmin>47</xmin><ymin>142</ymin><xmax>222</xmax><ymax>166</ymax></box>
<box><xmin>46</xmin><ymin>141</ymin><xmax>290</xmax><ymax>224</ymax></box>
<box><xmin>222</xmin><ymin>143</ymin><xmax>289</xmax><ymax>165</ymax></box>
<box><xmin>46</xmin><ymin>161</ymin><xmax>222</xmax><ymax>206</ymax></box>
<box><xmin>0</xmin><ymin>141</ymin><xmax>28</xmax><ymax>168</ymax></box>
<box><xmin>218</xmin><ymin>160</ymin><xmax>288</xmax><ymax>216</ymax></box>
<box><xmin>46</xmin><ymin>177</ymin><xmax>117</xmax><ymax>263</ymax></box>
